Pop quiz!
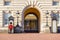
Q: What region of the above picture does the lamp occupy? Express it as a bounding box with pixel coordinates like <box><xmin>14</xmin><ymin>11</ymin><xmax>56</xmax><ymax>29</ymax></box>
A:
<box><xmin>14</xmin><ymin>11</ymin><xmax>22</xmax><ymax>33</ymax></box>
<box><xmin>46</xmin><ymin>11</ymin><xmax>49</xmax><ymax>27</ymax></box>
<box><xmin>16</xmin><ymin>11</ymin><xmax>20</xmax><ymax>25</ymax></box>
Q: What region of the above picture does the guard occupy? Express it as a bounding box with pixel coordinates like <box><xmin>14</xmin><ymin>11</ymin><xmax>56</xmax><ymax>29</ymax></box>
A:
<box><xmin>8</xmin><ymin>22</ymin><xmax>14</xmax><ymax>33</ymax></box>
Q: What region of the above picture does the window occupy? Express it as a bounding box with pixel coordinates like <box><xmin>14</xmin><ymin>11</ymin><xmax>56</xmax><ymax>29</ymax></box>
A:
<box><xmin>52</xmin><ymin>1</ymin><xmax>59</xmax><ymax>6</ymax></box>
<box><xmin>51</xmin><ymin>11</ymin><xmax>59</xmax><ymax>26</ymax></box>
<box><xmin>3</xmin><ymin>12</ymin><xmax>11</xmax><ymax>26</ymax></box>
<box><xmin>4</xmin><ymin>1</ymin><xmax>11</xmax><ymax>5</ymax></box>
<box><xmin>51</xmin><ymin>11</ymin><xmax>59</xmax><ymax>20</ymax></box>
<box><xmin>58</xmin><ymin>14</ymin><xmax>60</xmax><ymax>26</ymax></box>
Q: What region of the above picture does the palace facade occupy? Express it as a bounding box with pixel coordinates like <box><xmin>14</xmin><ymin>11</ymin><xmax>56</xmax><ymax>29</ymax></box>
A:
<box><xmin>0</xmin><ymin>0</ymin><xmax>60</xmax><ymax>33</ymax></box>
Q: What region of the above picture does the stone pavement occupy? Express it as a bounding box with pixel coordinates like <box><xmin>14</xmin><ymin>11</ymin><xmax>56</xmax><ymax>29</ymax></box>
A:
<box><xmin>0</xmin><ymin>33</ymin><xmax>60</xmax><ymax>40</ymax></box>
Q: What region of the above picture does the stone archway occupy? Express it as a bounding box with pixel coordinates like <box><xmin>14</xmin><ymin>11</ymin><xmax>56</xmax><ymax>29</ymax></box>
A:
<box><xmin>24</xmin><ymin>8</ymin><xmax>40</xmax><ymax>33</ymax></box>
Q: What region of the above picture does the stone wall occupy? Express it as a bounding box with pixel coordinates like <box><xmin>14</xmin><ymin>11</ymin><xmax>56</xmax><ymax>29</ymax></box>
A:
<box><xmin>0</xmin><ymin>0</ymin><xmax>59</xmax><ymax>33</ymax></box>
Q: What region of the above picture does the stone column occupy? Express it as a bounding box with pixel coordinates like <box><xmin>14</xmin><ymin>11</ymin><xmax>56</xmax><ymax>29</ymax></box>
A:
<box><xmin>21</xmin><ymin>13</ymin><xmax>24</xmax><ymax>32</ymax></box>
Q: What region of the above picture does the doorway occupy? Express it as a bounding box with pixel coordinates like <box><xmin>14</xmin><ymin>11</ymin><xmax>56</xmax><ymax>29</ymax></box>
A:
<box><xmin>24</xmin><ymin>8</ymin><xmax>40</xmax><ymax>33</ymax></box>
<box><xmin>24</xmin><ymin>13</ymin><xmax>38</xmax><ymax>33</ymax></box>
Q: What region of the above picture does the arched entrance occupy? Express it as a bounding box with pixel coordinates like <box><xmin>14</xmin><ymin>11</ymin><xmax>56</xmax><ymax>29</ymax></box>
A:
<box><xmin>24</xmin><ymin>8</ymin><xmax>40</xmax><ymax>33</ymax></box>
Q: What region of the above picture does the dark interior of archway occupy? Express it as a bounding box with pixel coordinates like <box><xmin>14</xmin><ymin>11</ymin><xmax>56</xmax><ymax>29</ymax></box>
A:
<box><xmin>24</xmin><ymin>12</ymin><xmax>39</xmax><ymax>33</ymax></box>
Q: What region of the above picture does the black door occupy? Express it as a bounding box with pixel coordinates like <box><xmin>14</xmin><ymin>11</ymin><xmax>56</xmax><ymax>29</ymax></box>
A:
<box><xmin>24</xmin><ymin>19</ymin><xmax>38</xmax><ymax>33</ymax></box>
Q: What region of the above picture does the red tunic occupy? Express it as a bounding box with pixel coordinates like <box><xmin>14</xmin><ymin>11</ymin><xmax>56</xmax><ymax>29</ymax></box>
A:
<box><xmin>9</xmin><ymin>24</ymin><xmax>13</xmax><ymax>30</ymax></box>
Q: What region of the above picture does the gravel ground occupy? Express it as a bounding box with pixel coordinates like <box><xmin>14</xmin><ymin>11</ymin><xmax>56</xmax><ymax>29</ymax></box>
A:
<box><xmin>0</xmin><ymin>33</ymin><xmax>60</xmax><ymax>40</ymax></box>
